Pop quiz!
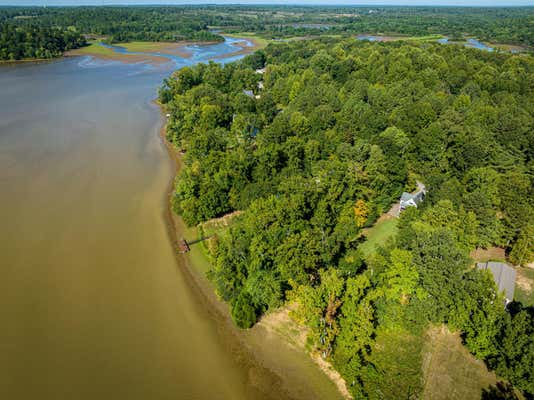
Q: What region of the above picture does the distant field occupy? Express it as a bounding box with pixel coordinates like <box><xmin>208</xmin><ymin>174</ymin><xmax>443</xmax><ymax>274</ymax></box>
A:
<box><xmin>72</xmin><ymin>42</ymin><xmax>115</xmax><ymax>56</ymax></box>
<box><xmin>405</xmin><ymin>34</ymin><xmax>445</xmax><ymax>42</ymax></box>
<box><xmin>119</xmin><ymin>41</ymin><xmax>178</xmax><ymax>52</ymax></box>
<box><xmin>223</xmin><ymin>32</ymin><xmax>269</xmax><ymax>49</ymax></box>
<box><xmin>359</xmin><ymin>217</ymin><xmax>399</xmax><ymax>258</ymax></box>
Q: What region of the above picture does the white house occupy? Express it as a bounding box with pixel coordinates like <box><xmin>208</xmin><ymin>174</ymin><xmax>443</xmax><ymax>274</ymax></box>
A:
<box><xmin>399</xmin><ymin>182</ymin><xmax>426</xmax><ymax>213</ymax></box>
<box><xmin>243</xmin><ymin>89</ymin><xmax>255</xmax><ymax>98</ymax></box>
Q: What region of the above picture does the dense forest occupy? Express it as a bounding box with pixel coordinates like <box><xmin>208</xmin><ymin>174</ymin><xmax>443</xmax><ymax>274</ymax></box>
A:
<box><xmin>217</xmin><ymin>6</ymin><xmax>534</xmax><ymax>47</ymax></box>
<box><xmin>0</xmin><ymin>6</ymin><xmax>222</xmax><ymax>60</ymax></box>
<box><xmin>0</xmin><ymin>22</ymin><xmax>85</xmax><ymax>61</ymax></box>
<box><xmin>0</xmin><ymin>7</ymin><xmax>223</xmax><ymax>43</ymax></box>
<box><xmin>160</xmin><ymin>38</ymin><xmax>533</xmax><ymax>398</ymax></box>
<box><xmin>1</xmin><ymin>5</ymin><xmax>533</xmax><ymax>61</ymax></box>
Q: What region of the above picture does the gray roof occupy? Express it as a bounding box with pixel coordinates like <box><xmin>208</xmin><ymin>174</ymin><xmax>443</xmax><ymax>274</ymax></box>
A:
<box><xmin>413</xmin><ymin>190</ymin><xmax>425</xmax><ymax>203</ymax></box>
<box><xmin>400</xmin><ymin>189</ymin><xmax>425</xmax><ymax>204</ymax></box>
<box><xmin>477</xmin><ymin>262</ymin><xmax>516</xmax><ymax>301</ymax></box>
<box><xmin>400</xmin><ymin>192</ymin><xmax>414</xmax><ymax>202</ymax></box>
<box><xmin>243</xmin><ymin>89</ymin><xmax>255</xmax><ymax>98</ymax></box>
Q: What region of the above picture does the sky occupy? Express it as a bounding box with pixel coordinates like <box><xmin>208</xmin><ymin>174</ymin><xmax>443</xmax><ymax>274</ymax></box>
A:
<box><xmin>1</xmin><ymin>0</ymin><xmax>533</xmax><ymax>6</ymax></box>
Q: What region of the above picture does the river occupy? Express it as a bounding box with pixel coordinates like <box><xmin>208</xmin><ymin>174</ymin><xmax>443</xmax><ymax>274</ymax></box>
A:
<box><xmin>0</xmin><ymin>39</ymin><xmax>342</xmax><ymax>400</ymax></box>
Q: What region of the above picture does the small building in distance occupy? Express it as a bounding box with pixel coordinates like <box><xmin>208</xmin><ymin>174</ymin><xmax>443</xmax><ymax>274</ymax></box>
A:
<box><xmin>476</xmin><ymin>261</ymin><xmax>516</xmax><ymax>304</ymax></box>
<box><xmin>243</xmin><ymin>89</ymin><xmax>261</xmax><ymax>100</ymax></box>
<box><xmin>399</xmin><ymin>181</ymin><xmax>426</xmax><ymax>214</ymax></box>
<box><xmin>243</xmin><ymin>89</ymin><xmax>255</xmax><ymax>98</ymax></box>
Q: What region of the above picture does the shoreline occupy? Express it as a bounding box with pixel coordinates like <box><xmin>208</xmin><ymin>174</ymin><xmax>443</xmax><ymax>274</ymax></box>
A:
<box><xmin>155</xmin><ymin>103</ymin><xmax>291</xmax><ymax>398</ymax></box>
<box><xmin>155</xmin><ymin>99</ymin><xmax>351</xmax><ymax>400</ymax></box>
<box><xmin>0</xmin><ymin>57</ymin><xmax>60</xmax><ymax>66</ymax></box>
<box><xmin>6</xmin><ymin>36</ymin><xmax>265</xmax><ymax>67</ymax></box>
<box><xmin>156</xmin><ymin>101</ymin><xmax>236</xmax><ymax>327</ymax></box>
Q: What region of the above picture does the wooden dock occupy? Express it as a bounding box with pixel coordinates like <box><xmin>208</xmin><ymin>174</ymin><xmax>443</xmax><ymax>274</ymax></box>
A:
<box><xmin>177</xmin><ymin>239</ymin><xmax>190</xmax><ymax>253</ymax></box>
<box><xmin>177</xmin><ymin>235</ymin><xmax>213</xmax><ymax>254</ymax></box>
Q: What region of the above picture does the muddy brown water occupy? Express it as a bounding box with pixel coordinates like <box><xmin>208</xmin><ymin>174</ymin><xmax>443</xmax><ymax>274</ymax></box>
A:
<box><xmin>0</xmin><ymin>42</ymin><xmax>343</xmax><ymax>400</ymax></box>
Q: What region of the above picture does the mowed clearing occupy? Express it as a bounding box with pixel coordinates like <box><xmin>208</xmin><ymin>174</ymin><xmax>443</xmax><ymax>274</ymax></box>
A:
<box><xmin>359</xmin><ymin>217</ymin><xmax>399</xmax><ymax>258</ymax></box>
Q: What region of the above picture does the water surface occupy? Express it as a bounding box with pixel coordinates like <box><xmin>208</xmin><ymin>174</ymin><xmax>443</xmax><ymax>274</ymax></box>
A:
<box><xmin>0</xmin><ymin>40</ymin><xmax>342</xmax><ymax>400</ymax></box>
<box><xmin>438</xmin><ymin>37</ymin><xmax>494</xmax><ymax>51</ymax></box>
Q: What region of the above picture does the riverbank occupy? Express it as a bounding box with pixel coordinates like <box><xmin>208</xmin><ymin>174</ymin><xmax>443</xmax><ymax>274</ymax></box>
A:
<box><xmin>221</xmin><ymin>32</ymin><xmax>269</xmax><ymax>50</ymax></box>
<box><xmin>66</xmin><ymin>42</ymin><xmax>170</xmax><ymax>64</ymax></box>
<box><xmin>0</xmin><ymin>57</ymin><xmax>58</xmax><ymax>65</ymax></box>
<box><xmin>67</xmin><ymin>37</ymin><xmax>263</xmax><ymax>66</ymax></box>
<box><xmin>66</xmin><ymin>39</ymin><xmax>217</xmax><ymax>64</ymax></box>
<box><xmin>156</xmin><ymin>103</ymin><xmax>349</xmax><ymax>400</ymax></box>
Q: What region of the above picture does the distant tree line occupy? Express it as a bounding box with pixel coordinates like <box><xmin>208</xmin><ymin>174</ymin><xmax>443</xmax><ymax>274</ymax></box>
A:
<box><xmin>0</xmin><ymin>6</ymin><xmax>224</xmax><ymax>60</ymax></box>
<box><xmin>238</xmin><ymin>6</ymin><xmax>534</xmax><ymax>47</ymax></box>
<box><xmin>0</xmin><ymin>22</ymin><xmax>85</xmax><ymax>61</ymax></box>
<box><xmin>160</xmin><ymin>38</ymin><xmax>533</xmax><ymax>398</ymax></box>
<box><xmin>0</xmin><ymin>7</ymin><xmax>224</xmax><ymax>44</ymax></box>
<box><xmin>1</xmin><ymin>5</ymin><xmax>533</xmax><ymax>61</ymax></box>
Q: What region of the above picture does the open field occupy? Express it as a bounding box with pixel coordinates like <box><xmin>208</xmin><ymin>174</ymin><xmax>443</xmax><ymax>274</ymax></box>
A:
<box><xmin>357</xmin><ymin>34</ymin><xmax>444</xmax><ymax>42</ymax></box>
<box><xmin>405</xmin><ymin>34</ymin><xmax>445</xmax><ymax>42</ymax></box>
<box><xmin>364</xmin><ymin>328</ymin><xmax>425</xmax><ymax>398</ymax></box>
<box><xmin>119</xmin><ymin>41</ymin><xmax>187</xmax><ymax>52</ymax></box>
<box><xmin>422</xmin><ymin>326</ymin><xmax>498</xmax><ymax>400</ymax></box>
<box><xmin>359</xmin><ymin>217</ymin><xmax>398</xmax><ymax>258</ymax></box>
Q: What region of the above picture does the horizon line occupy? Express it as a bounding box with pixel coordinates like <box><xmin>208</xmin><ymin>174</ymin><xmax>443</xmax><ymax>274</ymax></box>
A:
<box><xmin>1</xmin><ymin>3</ymin><xmax>534</xmax><ymax>7</ymax></box>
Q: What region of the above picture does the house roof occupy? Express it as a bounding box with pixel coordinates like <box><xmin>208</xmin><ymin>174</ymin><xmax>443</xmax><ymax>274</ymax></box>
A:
<box><xmin>413</xmin><ymin>190</ymin><xmax>425</xmax><ymax>203</ymax></box>
<box><xmin>243</xmin><ymin>89</ymin><xmax>255</xmax><ymax>98</ymax></box>
<box><xmin>400</xmin><ymin>192</ymin><xmax>414</xmax><ymax>202</ymax></box>
<box><xmin>477</xmin><ymin>262</ymin><xmax>516</xmax><ymax>301</ymax></box>
<box><xmin>400</xmin><ymin>187</ymin><xmax>425</xmax><ymax>204</ymax></box>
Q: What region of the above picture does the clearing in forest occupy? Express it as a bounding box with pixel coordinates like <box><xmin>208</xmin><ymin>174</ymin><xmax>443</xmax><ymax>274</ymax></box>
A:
<box><xmin>421</xmin><ymin>326</ymin><xmax>498</xmax><ymax>400</ymax></box>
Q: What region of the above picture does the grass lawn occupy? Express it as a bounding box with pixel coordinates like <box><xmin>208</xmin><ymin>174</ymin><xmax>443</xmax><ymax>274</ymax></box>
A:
<box><xmin>359</xmin><ymin>217</ymin><xmax>399</xmax><ymax>258</ymax></box>
<box><xmin>173</xmin><ymin>216</ymin><xmax>214</xmax><ymax>275</ymax></box>
<box><xmin>515</xmin><ymin>267</ymin><xmax>534</xmax><ymax>306</ymax></box>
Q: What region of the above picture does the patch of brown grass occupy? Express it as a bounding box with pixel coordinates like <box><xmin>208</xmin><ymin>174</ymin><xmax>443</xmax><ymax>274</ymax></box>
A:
<box><xmin>516</xmin><ymin>271</ymin><xmax>533</xmax><ymax>294</ymax></box>
<box><xmin>422</xmin><ymin>325</ymin><xmax>497</xmax><ymax>400</ymax></box>
<box><xmin>470</xmin><ymin>247</ymin><xmax>506</xmax><ymax>263</ymax></box>
<box><xmin>200</xmin><ymin>210</ymin><xmax>243</xmax><ymax>231</ymax></box>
